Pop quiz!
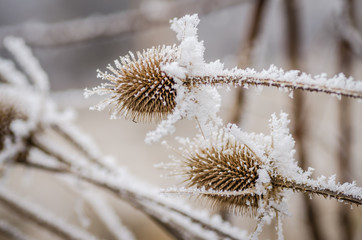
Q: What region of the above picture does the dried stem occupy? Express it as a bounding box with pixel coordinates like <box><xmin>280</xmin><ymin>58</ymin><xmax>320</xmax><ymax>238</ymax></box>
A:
<box><xmin>337</xmin><ymin>0</ymin><xmax>355</xmax><ymax>239</ymax></box>
<box><xmin>51</xmin><ymin>123</ymin><xmax>110</xmax><ymax>171</ymax></box>
<box><xmin>188</xmin><ymin>74</ymin><xmax>362</xmax><ymax>100</ymax></box>
<box><xmin>273</xmin><ymin>177</ymin><xmax>362</xmax><ymax>205</ymax></box>
<box><xmin>0</xmin><ymin>186</ymin><xmax>97</xmax><ymax>240</ymax></box>
<box><xmin>230</xmin><ymin>0</ymin><xmax>267</xmax><ymax>125</ymax></box>
<box><xmin>283</xmin><ymin>0</ymin><xmax>325</xmax><ymax>240</ymax></box>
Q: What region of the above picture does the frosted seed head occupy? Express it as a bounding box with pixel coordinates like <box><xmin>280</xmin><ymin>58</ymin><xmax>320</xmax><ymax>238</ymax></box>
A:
<box><xmin>181</xmin><ymin>133</ymin><xmax>280</xmax><ymax>215</ymax></box>
<box><xmin>91</xmin><ymin>45</ymin><xmax>179</xmax><ymax>123</ymax></box>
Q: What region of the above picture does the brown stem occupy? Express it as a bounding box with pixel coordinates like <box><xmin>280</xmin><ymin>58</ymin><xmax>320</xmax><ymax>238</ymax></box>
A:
<box><xmin>273</xmin><ymin>177</ymin><xmax>362</xmax><ymax>205</ymax></box>
<box><xmin>230</xmin><ymin>0</ymin><xmax>268</xmax><ymax>125</ymax></box>
<box><xmin>187</xmin><ymin>75</ymin><xmax>362</xmax><ymax>100</ymax></box>
<box><xmin>337</xmin><ymin>1</ymin><xmax>355</xmax><ymax>239</ymax></box>
<box><xmin>283</xmin><ymin>1</ymin><xmax>325</xmax><ymax>240</ymax></box>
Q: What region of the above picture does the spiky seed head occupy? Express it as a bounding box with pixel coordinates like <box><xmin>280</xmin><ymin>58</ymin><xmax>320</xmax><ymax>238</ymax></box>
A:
<box><xmin>182</xmin><ymin>134</ymin><xmax>280</xmax><ymax>215</ymax></box>
<box><xmin>0</xmin><ymin>103</ymin><xmax>24</xmax><ymax>151</ymax></box>
<box><xmin>96</xmin><ymin>45</ymin><xmax>178</xmax><ymax>123</ymax></box>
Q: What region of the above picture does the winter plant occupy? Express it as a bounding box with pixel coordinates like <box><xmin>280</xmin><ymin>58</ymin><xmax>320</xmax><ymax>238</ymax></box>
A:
<box><xmin>86</xmin><ymin>14</ymin><xmax>362</xmax><ymax>239</ymax></box>
<box><xmin>0</xmin><ymin>11</ymin><xmax>361</xmax><ymax>240</ymax></box>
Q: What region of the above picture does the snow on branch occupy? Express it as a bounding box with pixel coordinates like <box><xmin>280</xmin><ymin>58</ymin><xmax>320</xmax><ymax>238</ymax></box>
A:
<box><xmin>0</xmin><ymin>186</ymin><xmax>98</xmax><ymax>240</ymax></box>
<box><xmin>0</xmin><ymin>0</ymin><xmax>243</xmax><ymax>47</ymax></box>
<box><xmin>82</xmin><ymin>190</ymin><xmax>136</xmax><ymax>240</ymax></box>
<box><xmin>87</xmin><ymin>14</ymin><xmax>362</xmax><ymax>140</ymax></box>
<box><xmin>0</xmin><ymin>220</ymin><xmax>35</xmax><ymax>240</ymax></box>
<box><xmin>4</xmin><ymin>37</ymin><xmax>49</xmax><ymax>93</ymax></box>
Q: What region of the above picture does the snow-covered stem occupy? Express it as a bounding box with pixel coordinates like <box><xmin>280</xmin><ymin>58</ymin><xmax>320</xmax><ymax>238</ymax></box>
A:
<box><xmin>0</xmin><ymin>0</ymin><xmax>243</xmax><ymax>47</ymax></box>
<box><xmin>0</xmin><ymin>186</ymin><xmax>98</xmax><ymax>240</ymax></box>
<box><xmin>273</xmin><ymin>177</ymin><xmax>362</xmax><ymax>205</ymax></box>
<box><xmin>27</xmin><ymin>136</ymin><xmax>246</xmax><ymax>240</ymax></box>
<box><xmin>3</xmin><ymin>37</ymin><xmax>49</xmax><ymax>93</ymax></box>
<box><xmin>0</xmin><ymin>220</ymin><xmax>35</xmax><ymax>240</ymax></box>
<box><xmin>188</xmin><ymin>71</ymin><xmax>362</xmax><ymax>100</ymax></box>
<box><xmin>82</xmin><ymin>191</ymin><xmax>136</xmax><ymax>240</ymax></box>
<box><xmin>50</xmin><ymin>123</ymin><xmax>111</xmax><ymax>171</ymax></box>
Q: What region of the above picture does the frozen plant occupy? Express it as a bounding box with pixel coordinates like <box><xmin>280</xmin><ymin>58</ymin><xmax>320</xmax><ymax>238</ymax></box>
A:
<box><xmin>87</xmin><ymin>14</ymin><xmax>362</xmax><ymax>239</ymax></box>
<box><xmin>0</xmin><ymin>35</ymin><xmax>247</xmax><ymax>239</ymax></box>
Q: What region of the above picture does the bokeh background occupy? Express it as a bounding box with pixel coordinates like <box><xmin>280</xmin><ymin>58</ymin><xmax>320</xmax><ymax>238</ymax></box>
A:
<box><xmin>0</xmin><ymin>0</ymin><xmax>361</xmax><ymax>239</ymax></box>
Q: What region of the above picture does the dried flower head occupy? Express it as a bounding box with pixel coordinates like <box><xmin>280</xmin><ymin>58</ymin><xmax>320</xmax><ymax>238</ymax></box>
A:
<box><xmin>0</xmin><ymin>103</ymin><xmax>25</xmax><ymax>151</ymax></box>
<box><xmin>180</xmin><ymin>132</ymin><xmax>281</xmax><ymax>215</ymax></box>
<box><xmin>91</xmin><ymin>45</ymin><xmax>179</xmax><ymax>123</ymax></box>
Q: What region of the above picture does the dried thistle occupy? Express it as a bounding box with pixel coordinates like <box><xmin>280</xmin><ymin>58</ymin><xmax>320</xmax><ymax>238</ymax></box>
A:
<box><xmin>0</xmin><ymin>103</ymin><xmax>25</xmax><ymax>151</ymax></box>
<box><xmin>183</xmin><ymin>137</ymin><xmax>280</xmax><ymax>215</ymax></box>
<box><xmin>88</xmin><ymin>45</ymin><xmax>178</xmax><ymax>122</ymax></box>
<box><xmin>174</xmin><ymin>126</ymin><xmax>362</xmax><ymax>216</ymax></box>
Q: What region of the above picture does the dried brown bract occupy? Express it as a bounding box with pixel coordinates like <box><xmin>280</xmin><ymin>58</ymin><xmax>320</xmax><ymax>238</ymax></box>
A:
<box><xmin>180</xmin><ymin>133</ymin><xmax>282</xmax><ymax>215</ymax></box>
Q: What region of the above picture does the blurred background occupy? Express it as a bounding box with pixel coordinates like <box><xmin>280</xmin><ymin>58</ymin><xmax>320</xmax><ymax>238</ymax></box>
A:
<box><xmin>0</xmin><ymin>0</ymin><xmax>361</xmax><ymax>239</ymax></box>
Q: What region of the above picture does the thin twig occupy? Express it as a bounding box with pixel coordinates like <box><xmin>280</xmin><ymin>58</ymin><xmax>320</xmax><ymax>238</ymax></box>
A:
<box><xmin>189</xmin><ymin>73</ymin><xmax>362</xmax><ymax>100</ymax></box>
<box><xmin>283</xmin><ymin>0</ymin><xmax>325</xmax><ymax>240</ymax></box>
<box><xmin>230</xmin><ymin>0</ymin><xmax>267</xmax><ymax>125</ymax></box>
<box><xmin>337</xmin><ymin>1</ymin><xmax>355</xmax><ymax>239</ymax></box>
<box><xmin>0</xmin><ymin>186</ymin><xmax>98</xmax><ymax>240</ymax></box>
<box><xmin>273</xmin><ymin>178</ymin><xmax>362</xmax><ymax>205</ymax></box>
<box><xmin>51</xmin><ymin>123</ymin><xmax>110</xmax><ymax>171</ymax></box>
<box><xmin>335</xmin><ymin>1</ymin><xmax>362</xmax><ymax>57</ymax></box>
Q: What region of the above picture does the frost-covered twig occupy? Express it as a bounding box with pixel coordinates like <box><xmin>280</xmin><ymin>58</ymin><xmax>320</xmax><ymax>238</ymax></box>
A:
<box><xmin>273</xmin><ymin>177</ymin><xmax>361</xmax><ymax>205</ymax></box>
<box><xmin>3</xmin><ymin>37</ymin><xmax>49</xmax><ymax>93</ymax></box>
<box><xmin>87</xmin><ymin>15</ymin><xmax>362</xmax><ymax>126</ymax></box>
<box><xmin>0</xmin><ymin>0</ymin><xmax>243</xmax><ymax>47</ymax></box>
<box><xmin>0</xmin><ymin>220</ymin><xmax>35</xmax><ymax>240</ymax></box>
<box><xmin>0</xmin><ymin>186</ymin><xmax>98</xmax><ymax>240</ymax></box>
<box><xmin>81</xmin><ymin>189</ymin><xmax>136</xmax><ymax>240</ymax></box>
<box><xmin>51</xmin><ymin>123</ymin><xmax>112</xmax><ymax>171</ymax></box>
<box><xmin>23</xmin><ymin>133</ymin><xmax>248</xmax><ymax>240</ymax></box>
<box><xmin>189</xmin><ymin>69</ymin><xmax>362</xmax><ymax>100</ymax></box>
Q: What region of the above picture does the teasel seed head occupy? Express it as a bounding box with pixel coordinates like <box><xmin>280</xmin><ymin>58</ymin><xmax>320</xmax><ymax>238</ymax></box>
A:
<box><xmin>182</xmin><ymin>134</ymin><xmax>281</xmax><ymax>215</ymax></box>
<box><xmin>95</xmin><ymin>45</ymin><xmax>178</xmax><ymax>123</ymax></box>
<box><xmin>0</xmin><ymin>103</ymin><xmax>25</xmax><ymax>151</ymax></box>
